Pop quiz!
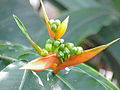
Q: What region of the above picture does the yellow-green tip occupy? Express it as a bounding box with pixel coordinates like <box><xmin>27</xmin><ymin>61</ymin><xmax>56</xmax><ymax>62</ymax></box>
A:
<box><xmin>106</xmin><ymin>38</ymin><xmax>120</xmax><ymax>46</ymax></box>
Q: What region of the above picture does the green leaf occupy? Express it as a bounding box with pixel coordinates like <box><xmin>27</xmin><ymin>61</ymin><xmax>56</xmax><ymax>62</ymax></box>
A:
<box><xmin>96</xmin><ymin>0</ymin><xmax>120</xmax><ymax>11</ymax></box>
<box><xmin>112</xmin><ymin>0</ymin><xmax>120</xmax><ymax>11</ymax></box>
<box><xmin>0</xmin><ymin>42</ymin><xmax>36</xmax><ymax>59</ymax></box>
<box><xmin>0</xmin><ymin>58</ymin><xmax>10</xmax><ymax>71</ymax></box>
<box><xmin>13</xmin><ymin>15</ymin><xmax>31</xmax><ymax>41</ymax></box>
<box><xmin>36</xmin><ymin>64</ymin><xmax>119</xmax><ymax>90</ymax></box>
<box><xmin>0</xmin><ymin>0</ymin><xmax>48</xmax><ymax>47</ymax></box>
<box><xmin>61</xmin><ymin>7</ymin><xmax>118</xmax><ymax>45</ymax></box>
<box><xmin>0</xmin><ymin>42</ymin><xmax>39</xmax><ymax>70</ymax></box>
<box><xmin>49</xmin><ymin>0</ymin><xmax>99</xmax><ymax>10</ymax></box>
<box><xmin>0</xmin><ymin>61</ymin><xmax>44</xmax><ymax>90</ymax></box>
<box><xmin>1</xmin><ymin>61</ymin><xmax>118</xmax><ymax>90</ymax></box>
<box><xmin>18</xmin><ymin>53</ymin><xmax>39</xmax><ymax>61</ymax></box>
<box><xmin>13</xmin><ymin>15</ymin><xmax>42</xmax><ymax>55</ymax></box>
<box><xmin>93</xmin><ymin>21</ymin><xmax>120</xmax><ymax>86</ymax></box>
<box><xmin>75</xmin><ymin>63</ymin><xmax>119</xmax><ymax>90</ymax></box>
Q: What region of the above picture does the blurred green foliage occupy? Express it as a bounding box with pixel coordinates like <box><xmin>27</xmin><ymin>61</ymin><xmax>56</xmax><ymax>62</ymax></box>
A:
<box><xmin>0</xmin><ymin>0</ymin><xmax>120</xmax><ymax>89</ymax></box>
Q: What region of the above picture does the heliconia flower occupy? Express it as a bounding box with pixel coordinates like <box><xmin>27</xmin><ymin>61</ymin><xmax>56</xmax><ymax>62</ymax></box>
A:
<box><xmin>20</xmin><ymin>38</ymin><xmax>120</xmax><ymax>74</ymax></box>
<box><xmin>13</xmin><ymin>0</ymin><xmax>120</xmax><ymax>74</ymax></box>
<box><xmin>40</xmin><ymin>0</ymin><xmax>69</xmax><ymax>40</ymax></box>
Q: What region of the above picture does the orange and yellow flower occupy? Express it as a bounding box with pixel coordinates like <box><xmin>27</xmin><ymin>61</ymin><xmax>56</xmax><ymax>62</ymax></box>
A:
<box><xmin>14</xmin><ymin>0</ymin><xmax>120</xmax><ymax>74</ymax></box>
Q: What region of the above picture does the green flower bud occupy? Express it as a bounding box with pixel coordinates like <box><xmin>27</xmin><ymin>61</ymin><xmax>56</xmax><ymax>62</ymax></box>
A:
<box><xmin>58</xmin><ymin>51</ymin><xmax>64</xmax><ymax>62</ymax></box>
<box><xmin>71</xmin><ymin>47</ymin><xmax>78</xmax><ymax>54</ymax></box>
<box><xmin>58</xmin><ymin>51</ymin><xmax>64</xmax><ymax>58</ymax></box>
<box><xmin>46</xmin><ymin>38</ymin><xmax>54</xmax><ymax>44</ymax></box>
<box><xmin>45</xmin><ymin>44</ymin><xmax>52</xmax><ymax>51</ymax></box>
<box><xmin>49</xmin><ymin>19</ymin><xmax>54</xmax><ymax>25</ymax></box>
<box><xmin>59</xmin><ymin>44</ymin><xmax>65</xmax><ymax>51</ymax></box>
<box><xmin>59</xmin><ymin>39</ymin><xmax>64</xmax><ymax>44</ymax></box>
<box><xmin>53</xmin><ymin>40</ymin><xmax>61</xmax><ymax>47</ymax></box>
<box><xmin>53</xmin><ymin>19</ymin><xmax>61</xmax><ymax>26</ymax></box>
<box><xmin>64</xmin><ymin>54</ymin><xmax>68</xmax><ymax>61</ymax></box>
<box><xmin>51</xmin><ymin>24</ymin><xmax>57</xmax><ymax>32</ymax></box>
<box><xmin>41</xmin><ymin>49</ymin><xmax>48</xmax><ymax>56</ymax></box>
<box><xmin>65</xmin><ymin>43</ymin><xmax>74</xmax><ymax>50</ymax></box>
<box><xmin>76</xmin><ymin>47</ymin><xmax>83</xmax><ymax>54</ymax></box>
<box><xmin>63</xmin><ymin>47</ymin><xmax>70</xmax><ymax>55</ymax></box>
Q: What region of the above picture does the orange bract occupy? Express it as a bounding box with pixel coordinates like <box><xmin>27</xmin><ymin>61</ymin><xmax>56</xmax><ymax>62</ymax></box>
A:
<box><xmin>20</xmin><ymin>53</ymin><xmax>61</xmax><ymax>71</ymax></box>
<box><xmin>55</xmin><ymin>16</ymin><xmax>69</xmax><ymax>40</ymax></box>
<box><xmin>40</xmin><ymin>0</ymin><xmax>54</xmax><ymax>38</ymax></box>
<box><xmin>20</xmin><ymin>38</ymin><xmax>120</xmax><ymax>74</ymax></box>
<box><xmin>53</xmin><ymin>38</ymin><xmax>120</xmax><ymax>73</ymax></box>
<box><xmin>41</xmin><ymin>0</ymin><xmax>69</xmax><ymax>40</ymax></box>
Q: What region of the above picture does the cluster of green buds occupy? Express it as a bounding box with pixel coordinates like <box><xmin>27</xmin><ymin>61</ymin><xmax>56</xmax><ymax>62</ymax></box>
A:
<box><xmin>44</xmin><ymin>38</ymin><xmax>64</xmax><ymax>53</ymax></box>
<box><xmin>43</xmin><ymin>38</ymin><xmax>83</xmax><ymax>63</ymax></box>
<box><xmin>58</xmin><ymin>43</ymin><xmax>83</xmax><ymax>62</ymax></box>
<box><xmin>49</xmin><ymin>19</ymin><xmax>61</xmax><ymax>32</ymax></box>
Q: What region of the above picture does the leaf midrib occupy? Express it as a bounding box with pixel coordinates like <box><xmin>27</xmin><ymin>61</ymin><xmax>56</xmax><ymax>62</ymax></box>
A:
<box><xmin>72</xmin><ymin>67</ymin><xmax>114</xmax><ymax>90</ymax></box>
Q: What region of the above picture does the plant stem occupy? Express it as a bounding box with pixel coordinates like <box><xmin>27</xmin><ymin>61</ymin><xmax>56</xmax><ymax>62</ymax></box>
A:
<box><xmin>0</xmin><ymin>55</ymin><xmax>17</xmax><ymax>63</ymax></box>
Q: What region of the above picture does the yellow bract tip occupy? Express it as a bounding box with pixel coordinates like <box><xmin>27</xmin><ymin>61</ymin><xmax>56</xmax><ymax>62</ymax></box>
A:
<box><xmin>106</xmin><ymin>38</ymin><xmax>120</xmax><ymax>46</ymax></box>
<box><xmin>55</xmin><ymin>16</ymin><xmax>69</xmax><ymax>40</ymax></box>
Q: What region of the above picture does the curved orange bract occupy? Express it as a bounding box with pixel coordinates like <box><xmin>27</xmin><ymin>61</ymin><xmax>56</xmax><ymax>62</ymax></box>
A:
<box><xmin>55</xmin><ymin>16</ymin><xmax>69</xmax><ymax>40</ymax></box>
<box><xmin>53</xmin><ymin>39</ymin><xmax>120</xmax><ymax>74</ymax></box>
<box><xmin>40</xmin><ymin>0</ymin><xmax>54</xmax><ymax>38</ymax></box>
<box><xmin>20</xmin><ymin>53</ymin><xmax>61</xmax><ymax>71</ymax></box>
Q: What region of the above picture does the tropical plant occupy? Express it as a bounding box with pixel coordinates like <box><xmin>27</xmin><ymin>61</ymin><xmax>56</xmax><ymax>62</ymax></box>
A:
<box><xmin>0</xmin><ymin>0</ymin><xmax>120</xmax><ymax>90</ymax></box>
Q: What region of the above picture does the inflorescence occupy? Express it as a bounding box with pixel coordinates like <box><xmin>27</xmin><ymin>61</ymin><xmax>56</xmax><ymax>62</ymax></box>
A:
<box><xmin>41</xmin><ymin>38</ymin><xmax>83</xmax><ymax>63</ymax></box>
<box><xmin>39</xmin><ymin>19</ymin><xmax>84</xmax><ymax>63</ymax></box>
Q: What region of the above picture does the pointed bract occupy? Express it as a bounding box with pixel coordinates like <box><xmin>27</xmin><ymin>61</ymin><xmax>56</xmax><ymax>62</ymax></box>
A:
<box><xmin>40</xmin><ymin>0</ymin><xmax>54</xmax><ymax>38</ymax></box>
<box><xmin>53</xmin><ymin>38</ymin><xmax>120</xmax><ymax>74</ymax></box>
<box><xmin>20</xmin><ymin>54</ymin><xmax>61</xmax><ymax>71</ymax></box>
<box><xmin>55</xmin><ymin>16</ymin><xmax>69</xmax><ymax>40</ymax></box>
<box><xmin>13</xmin><ymin>15</ymin><xmax>42</xmax><ymax>55</ymax></box>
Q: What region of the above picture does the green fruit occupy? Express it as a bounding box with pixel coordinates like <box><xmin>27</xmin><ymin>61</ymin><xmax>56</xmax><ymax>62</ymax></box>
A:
<box><xmin>59</xmin><ymin>44</ymin><xmax>65</xmax><ymax>51</ymax></box>
<box><xmin>59</xmin><ymin>39</ymin><xmax>64</xmax><ymax>44</ymax></box>
<box><xmin>53</xmin><ymin>40</ymin><xmax>61</xmax><ymax>47</ymax></box>
<box><xmin>41</xmin><ymin>49</ymin><xmax>48</xmax><ymax>56</ymax></box>
<box><xmin>49</xmin><ymin>19</ymin><xmax>54</xmax><ymax>25</ymax></box>
<box><xmin>46</xmin><ymin>38</ymin><xmax>54</xmax><ymax>44</ymax></box>
<box><xmin>58</xmin><ymin>51</ymin><xmax>64</xmax><ymax>62</ymax></box>
<box><xmin>65</xmin><ymin>43</ymin><xmax>74</xmax><ymax>50</ymax></box>
<box><xmin>54</xmin><ymin>19</ymin><xmax>61</xmax><ymax>26</ymax></box>
<box><xmin>51</xmin><ymin>24</ymin><xmax>57</xmax><ymax>32</ymax></box>
<box><xmin>71</xmin><ymin>47</ymin><xmax>78</xmax><ymax>54</ymax></box>
<box><xmin>64</xmin><ymin>54</ymin><xmax>68</xmax><ymax>61</ymax></box>
<box><xmin>76</xmin><ymin>47</ymin><xmax>83</xmax><ymax>54</ymax></box>
<box><xmin>45</xmin><ymin>44</ymin><xmax>52</xmax><ymax>51</ymax></box>
<box><xmin>58</xmin><ymin>51</ymin><xmax>64</xmax><ymax>58</ymax></box>
<box><xmin>64</xmin><ymin>47</ymin><xmax>70</xmax><ymax>55</ymax></box>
